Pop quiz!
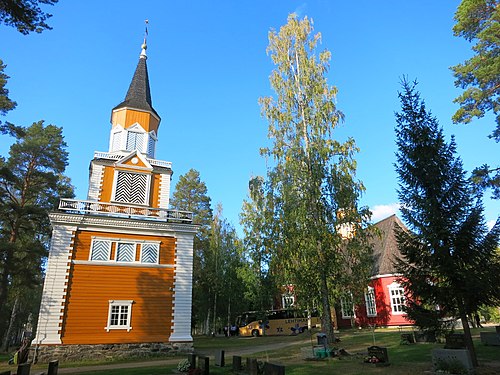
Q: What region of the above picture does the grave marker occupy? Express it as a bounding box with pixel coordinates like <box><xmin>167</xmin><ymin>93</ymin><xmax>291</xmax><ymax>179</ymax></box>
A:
<box><xmin>367</xmin><ymin>346</ymin><xmax>389</xmax><ymax>364</ymax></box>
<box><xmin>263</xmin><ymin>362</ymin><xmax>285</xmax><ymax>375</ymax></box>
<box><xmin>445</xmin><ymin>333</ymin><xmax>466</xmax><ymax>349</ymax></box>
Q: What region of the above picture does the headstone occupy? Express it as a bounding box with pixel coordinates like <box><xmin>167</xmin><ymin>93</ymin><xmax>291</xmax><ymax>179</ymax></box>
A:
<box><xmin>17</xmin><ymin>363</ymin><xmax>31</xmax><ymax>375</ymax></box>
<box><xmin>317</xmin><ymin>333</ymin><xmax>328</xmax><ymax>348</ymax></box>
<box><xmin>215</xmin><ymin>349</ymin><xmax>225</xmax><ymax>367</ymax></box>
<box><xmin>432</xmin><ymin>349</ymin><xmax>473</xmax><ymax>374</ymax></box>
<box><xmin>480</xmin><ymin>332</ymin><xmax>500</xmax><ymax>346</ymax></box>
<box><xmin>400</xmin><ymin>333</ymin><xmax>415</xmax><ymax>344</ymax></box>
<box><xmin>445</xmin><ymin>333</ymin><xmax>466</xmax><ymax>349</ymax></box>
<box><xmin>187</xmin><ymin>353</ymin><xmax>197</xmax><ymax>369</ymax></box>
<box><xmin>232</xmin><ymin>355</ymin><xmax>242</xmax><ymax>371</ymax></box>
<box><xmin>48</xmin><ymin>360</ymin><xmax>59</xmax><ymax>375</ymax></box>
<box><xmin>0</xmin><ymin>370</ymin><xmax>10</xmax><ymax>375</ymax></box>
<box><xmin>247</xmin><ymin>358</ymin><xmax>259</xmax><ymax>375</ymax></box>
<box><xmin>199</xmin><ymin>355</ymin><xmax>209</xmax><ymax>375</ymax></box>
<box><xmin>367</xmin><ymin>346</ymin><xmax>389</xmax><ymax>364</ymax></box>
<box><xmin>495</xmin><ymin>326</ymin><xmax>500</xmax><ymax>334</ymax></box>
<box><xmin>263</xmin><ymin>362</ymin><xmax>285</xmax><ymax>375</ymax></box>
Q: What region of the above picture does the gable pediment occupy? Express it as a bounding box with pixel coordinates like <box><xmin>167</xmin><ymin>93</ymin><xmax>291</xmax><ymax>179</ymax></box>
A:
<box><xmin>114</xmin><ymin>151</ymin><xmax>153</xmax><ymax>171</ymax></box>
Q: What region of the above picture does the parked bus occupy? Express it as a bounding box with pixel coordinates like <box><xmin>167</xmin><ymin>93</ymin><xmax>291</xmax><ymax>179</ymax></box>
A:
<box><xmin>236</xmin><ymin>309</ymin><xmax>320</xmax><ymax>337</ymax></box>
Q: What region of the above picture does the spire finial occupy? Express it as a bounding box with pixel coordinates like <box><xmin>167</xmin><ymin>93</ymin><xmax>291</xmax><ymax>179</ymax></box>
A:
<box><xmin>140</xmin><ymin>19</ymin><xmax>149</xmax><ymax>59</ymax></box>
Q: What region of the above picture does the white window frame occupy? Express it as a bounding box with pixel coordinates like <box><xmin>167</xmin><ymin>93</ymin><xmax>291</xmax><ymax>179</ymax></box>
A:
<box><xmin>89</xmin><ymin>239</ymin><xmax>112</xmax><ymax>261</ymax></box>
<box><xmin>105</xmin><ymin>300</ymin><xmax>133</xmax><ymax>332</ymax></box>
<box><xmin>115</xmin><ymin>241</ymin><xmax>136</xmax><ymax>262</ymax></box>
<box><xmin>281</xmin><ymin>294</ymin><xmax>295</xmax><ymax>309</ymax></box>
<box><xmin>340</xmin><ymin>294</ymin><xmax>355</xmax><ymax>319</ymax></box>
<box><xmin>388</xmin><ymin>282</ymin><xmax>406</xmax><ymax>315</ymax></box>
<box><xmin>140</xmin><ymin>243</ymin><xmax>159</xmax><ymax>264</ymax></box>
<box><xmin>111</xmin><ymin>170</ymin><xmax>151</xmax><ymax>206</ymax></box>
<box><xmin>365</xmin><ymin>286</ymin><xmax>377</xmax><ymax>317</ymax></box>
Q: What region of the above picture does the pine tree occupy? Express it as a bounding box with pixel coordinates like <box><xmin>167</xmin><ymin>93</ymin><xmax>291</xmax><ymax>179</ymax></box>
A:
<box><xmin>395</xmin><ymin>79</ymin><xmax>500</xmax><ymax>367</ymax></box>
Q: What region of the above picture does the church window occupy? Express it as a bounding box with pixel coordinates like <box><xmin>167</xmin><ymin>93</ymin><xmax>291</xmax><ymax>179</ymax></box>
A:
<box><xmin>113</xmin><ymin>171</ymin><xmax>149</xmax><ymax>205</ymax></box>
<box><xmin>389</xmin><ymin>283</ymin><xmax>406</xmax><ymax>314</ymax></box>
<box><xmin>116</xmin><ymin>242</ymin><xmax>136</xmax><ymax>262</ymax></box>
<box><xmin>105</xmin><ymin>300</ymin><xmax>133</xmax><ymax>331</ymax></box>
<box><xmin>89</xmin><ymin>239</ymin><xmax>111</xmax><ymax>261</ymax></box>
<box><xmin>340</xmin><ymin>294</ymin><xmax>355</xmax><ymax>319</ymax></box>
<box><xmin>365</xmin><ymin>286</ymin><xmax>377</xmax><ymax>317</ymax></box>
<box><xmin>140</xmin><ymin>243</ymin><xmax>159</xmax><ymax>264</ymax></box>
<box><xmin>126</xmin><ymin>131</ymin><xmax>145</xmax><ymax>153</ymax></box>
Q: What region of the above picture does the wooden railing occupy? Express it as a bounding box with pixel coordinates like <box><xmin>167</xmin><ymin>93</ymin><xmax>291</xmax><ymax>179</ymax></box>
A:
<box><xmin>93</xmin><ymin>151</ymin><xmax>172</xmax><ymax>168</ymax></box>
<box><xmin>58</xmin><ymin>198</ymin><xmax>193</xmax><ymax>223</ymax></box>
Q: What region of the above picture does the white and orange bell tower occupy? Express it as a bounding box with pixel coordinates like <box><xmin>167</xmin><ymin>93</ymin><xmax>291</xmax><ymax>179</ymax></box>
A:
<box><xmin>33</xmin><ymin>37</ymin><xmax>196</xmax><ymax>361</ymax></box>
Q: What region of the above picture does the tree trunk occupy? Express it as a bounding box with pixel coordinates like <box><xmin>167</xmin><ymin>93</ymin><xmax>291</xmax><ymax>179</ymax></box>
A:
<box><xmin>319</xmin><ymin>270</ymin><xmax>335</xmax><ymax>343</ymax></box>
<box><xmin>204</xmin><ymin>308</ymin><xmax>211</xmax><ymax>336</ymax></box>
<box><xmin>0</xmin><ymin>246</ymin><xmax>14</xmax><ymax>323</ymax></box>
<box><xmin>2</xmin><ymin>295</ymin><xmax>19</xmax><ymax>351</ymax></box>
<box><xmin>459</xmin><ymin>307</ymin><xmax>478</xmax><ymax>367</ymax></box>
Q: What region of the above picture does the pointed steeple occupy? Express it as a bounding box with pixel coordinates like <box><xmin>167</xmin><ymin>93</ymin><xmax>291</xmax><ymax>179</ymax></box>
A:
<box><xmin>113</xmin><ymin>38</ymin><xmax>160</xmax><ymax>120</ymax></box>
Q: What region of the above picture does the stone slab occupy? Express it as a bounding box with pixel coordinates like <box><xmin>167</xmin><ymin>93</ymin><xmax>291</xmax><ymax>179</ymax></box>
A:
<box><xmin>432</xmin><ymin>348</ymin><xmax>473</xmax><ymax>374</ymax></box>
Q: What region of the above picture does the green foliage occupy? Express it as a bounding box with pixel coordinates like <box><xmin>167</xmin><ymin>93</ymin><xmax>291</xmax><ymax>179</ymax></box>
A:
<box><xmin>452</xmin><ymin>0</ymin><xmax>500</xmax><ymax>198</ymax></box>
<box><xmin>394</xmin><ymin>78</ymin><xmax>500</xmax><ymax>367</ymax></box>
<box><xmin>452</xmin><ymin>0</ymin><xmax>500</xmax><ymax>139</ymax></box>
<box><xmin>0</xmin><ymin>120</ymin><xmax>73</xmax><ymax>346</ymax></box>
<box><xmin>0</xmin><ymin>0</ymin><xmax>58</xmax><ymax>34</ymax></box>
<box><xmin>177</xmin><ymin>358</ymin><xmax>190</xmax><ymax>372</ymax></box>
<box><xmin>0</xmin><ymin>60</ymin><xmax>17</xmax><ymax>121</ymax></box>
<box><xmin>258</xmin><ymin>14</ymin><xmax>374</xmax><ymax>343</ymax></box>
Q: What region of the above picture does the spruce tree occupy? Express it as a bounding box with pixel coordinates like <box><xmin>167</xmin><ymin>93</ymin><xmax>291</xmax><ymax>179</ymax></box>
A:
<box><xmin>394</xmin><ymin>79</ymin><xmax>500</xmax><ymax>367</ymax></box>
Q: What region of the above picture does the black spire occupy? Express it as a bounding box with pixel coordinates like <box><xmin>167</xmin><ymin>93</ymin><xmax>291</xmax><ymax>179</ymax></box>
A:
<box><xmin>113</xmin><ymin>42</ymin><xmax>160</xmax><ymax>119</ymax></box>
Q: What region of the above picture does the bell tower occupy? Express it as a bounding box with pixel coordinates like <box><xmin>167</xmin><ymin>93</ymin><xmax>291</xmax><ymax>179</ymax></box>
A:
<box><xmin>33</xmin><ymin>37</ymin><xmax>196</xmax><ymax>361</ymax></box>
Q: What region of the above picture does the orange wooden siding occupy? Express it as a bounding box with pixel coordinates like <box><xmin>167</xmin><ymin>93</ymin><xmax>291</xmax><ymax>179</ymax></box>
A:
<box><xmin>111</xmin><ymin>108</ymin><xmax>160</xmax><ymax>133</ymax></box>
<box><xmin>151</xmin><ymin>173</ymin><xmax>161</xmax><ymax>208</ymax></box>
<box><xmin>62</xmin><ymin>230</ymin><xmax>176</xmax><ymax>344</ymax></box>
<box><xmin>62</xmin><ymin>264</ymin><xmax>174</xmax><ymax>344</ymax></box>
<box><xmin>99</xmin><ymin>166</ymin><xmax>114</xmax><ymax>203</ymax></box>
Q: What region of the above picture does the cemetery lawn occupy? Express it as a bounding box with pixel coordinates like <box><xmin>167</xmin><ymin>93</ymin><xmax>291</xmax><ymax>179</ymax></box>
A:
<box><xmin>1</xmin><ymin>326</ymin><xmax>499</xmax><ymax>374</ymax></box>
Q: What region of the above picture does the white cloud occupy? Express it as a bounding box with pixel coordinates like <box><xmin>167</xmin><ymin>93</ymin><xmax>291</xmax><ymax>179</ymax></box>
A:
<box><xmin>293</xmin><ymin>3</ymin><xmax>307</xmax><ymax>18</ymax></box>
<box><xmin>486</xmin><ymin>220</ymin><xmax>496</xmax><ymax>231</ymax></box>
<box><xmin>370</xmin><ymin>203</ymin><xmax>400</xmax><ymax>223</ymax></box>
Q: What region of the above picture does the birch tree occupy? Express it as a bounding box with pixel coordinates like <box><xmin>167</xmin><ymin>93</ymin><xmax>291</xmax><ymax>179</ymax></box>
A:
<box><xmin>259</xmin><ymin>14</ymin><xmax>373</xmax><ymax>343</ymax></box>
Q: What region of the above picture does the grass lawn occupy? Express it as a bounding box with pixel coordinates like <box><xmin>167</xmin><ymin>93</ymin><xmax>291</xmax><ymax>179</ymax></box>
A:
<box><xmin>0</xmin><ymin>326</ymin><xmax>498</xmax><ymax>374</ymax></box>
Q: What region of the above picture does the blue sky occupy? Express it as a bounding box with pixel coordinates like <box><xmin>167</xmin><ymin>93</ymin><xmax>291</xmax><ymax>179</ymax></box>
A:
<box><xmin>1</xmin><ymin>0</ymin><xmax>498</xmax><ymax>233</ymax></box>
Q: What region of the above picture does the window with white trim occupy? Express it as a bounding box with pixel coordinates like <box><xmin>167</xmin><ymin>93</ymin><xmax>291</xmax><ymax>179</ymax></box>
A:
<box><xmin>113</xmin><ymin>170</ymin><xmax>149</xmax><ymax>205</ymax></box>
<box><xmin>116</xmin><ymin>242</ymin><xmax>136</xmax><ymax>262</ymax></box>
<box><xmin>105</xmin><ymin>300</ymin><xmax>133</xmax><ymax>331</ymax></box>
<box><xmin>90</xmin><ymin>239</ymin><xmax>111</xmax><ymax>261</ymax></box>
<box><xmin>89</xmin><ymin>237</ymin><xmax>161</xmax><ymax>265</ymax></box>
<box><xmin>126</xmin><ymin>131</ymin><xmax>145</xmax><ymax>153</ymax></box>
<box><xmin>389</xmin><ymin>283</ymin><xmax>405</xmax><ymax>314</ymax></box>
<box><xmin>365</xmin><ymin>286</ymin><xmax>377</xmax><ymax>317</ymax></box>
<box><xmin>282</xmin><ymin>294</ymin><xmax>295</xmax><ymax>309</ymax></box>
<box><xmin>340</xmin><ymin>295</ymin><xmax>355</xmax><ymax>319</ymax></box>
<box><xmin>140</xmin><ymin>243</ymin><xmax>159</xmax><ymax>264</ymax></box>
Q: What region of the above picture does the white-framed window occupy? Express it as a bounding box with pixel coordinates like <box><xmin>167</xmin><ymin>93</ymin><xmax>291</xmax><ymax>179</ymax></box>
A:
<box><xmin>89</xmin><ymin>239</ymin><xmax>112</xmax><ymax>261</ymax></box>
<box><xmin>116</xmin><ymin>242</ymin><xmax>136</xmax><ymax>262</ymax></box>
<box><xmin>105</xmin><ymin>300</ymin><xmax>133</xmax><ymax>332</ymax></box>
<box><xmin>340</xmin><ymin>295</ymin><xmax>355</xmax><ymax>319</ymax></box>
<box><xmin>113</xmin><ymin>170</ymin><xmax>150</xmax><ymax>205</ymax></box>
<box><xmin>282</xmin><ymin>294</ymin><xmax>295</xmax><ymax>309</ymax></box>
<box><xmin>147</xmin><ymin>133</ymin><xmax>156</xmax><ymax>158</ymax></box>
<box><xmin>140</xmin><ymin>243</ymin><xmax>159</xmax><ymax>264</ymax></box>
<box><xmin>365</xmin><ymin>286</ymin><xmax>377</xmax><ymax>317</ymax></box>
<box><xmin>388</xmin><ymin>282</ymin><xmax>405</xmax><ymax>314</ymax></box>
<box><xmin>126</xmin><ymin>130</ymin><xmax>146</xmax><ymax>153</ymax></box>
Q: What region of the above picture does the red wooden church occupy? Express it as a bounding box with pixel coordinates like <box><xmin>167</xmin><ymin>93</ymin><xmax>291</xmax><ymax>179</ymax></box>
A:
<box><xmin>33</xmin><ymin>39</ymin><xmax>197</xmax><ymax>361</ymax></box>
<box><xmin>336</xmin><ymin>215</ymin><xmax>411</xmax><ymax>328</ymax></box>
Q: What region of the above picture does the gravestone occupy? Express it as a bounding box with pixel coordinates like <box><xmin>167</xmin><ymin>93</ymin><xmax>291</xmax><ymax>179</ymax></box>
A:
<box><xmin>198</xmin><ymin>355</ymin><xmax>210</xmax><ymax>375</ymax></box>
<box><xmin>480</xmin><ymin>332</ymin><xmax>500</xmax><ymax>346</ymax></box>
<box><xmin>16</xmin><ymin>363</ymin><xmax>31</xmax><ymax>375</ymax></box>
<box><xmin>432</xmin><ymin>349</ymin><xmax>473</xmax><ymax>374</ymax></box>
<box><xmin>263</xmin><ymin>362</ymin><xmax>285</xmax><ymax>375</ymax></box>
<box><xmin>215</xmin><ymin>349</ymin><xmax>225</xmax><ymax>367</ymax></box>
<box><xmin>401</xmin><ymin>333</ymin><xmax>415</xmax><ymax>344</ymax></box>
<box><xmin>367</xmin><ymin>346</ymin><xmax>389</xmax><ymax>364</ymax></box>
<box><xmin>232</xmin><ymin>355</ymin><xmax>242</xmax><ymax>371</ymax></box>
<box><xmin>247</xmin><ymin>358</ymin><xmax>259</xmax><ymax>375</ymax></box>
<box><xmin>0</xmin><ymin>370</ymin><xmax>10</xmax><ymax>375</ymax></box>
<box><xmin>187</xmin><ymin>353</ymin><xmax>197</xmax><ymax>369</ymax></box>
<box><xmin>445</xmin><ymin>333</ymin><xmax>466</xmax><ymax>349</ymax></box>
<box><xmin>48</xmin><ymin>359</ymin><xmax>59</xmax><ymax>375</ymax></box>
<box><xmin>495</xmin><ymin>326</ymin><xmax>500</xmax><ymax>334</ymax></box>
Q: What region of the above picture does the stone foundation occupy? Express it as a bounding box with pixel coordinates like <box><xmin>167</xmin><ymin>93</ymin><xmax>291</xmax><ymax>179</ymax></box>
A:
<box><xmin>31</xmin><ymin>342</ymin><xmax>193</xmax><ymax>363</ymax></box>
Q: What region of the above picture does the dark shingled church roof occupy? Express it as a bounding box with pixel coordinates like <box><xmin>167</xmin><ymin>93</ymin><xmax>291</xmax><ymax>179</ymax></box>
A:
<box><xmin>371</xmin><ymin>214</ymin><xmax>406</xmax><ymax>276</ymax></box>
<box><xmin>113</xmin><ymin>53</ymin><xmax>160</xmax><ymax>120</ymax></box>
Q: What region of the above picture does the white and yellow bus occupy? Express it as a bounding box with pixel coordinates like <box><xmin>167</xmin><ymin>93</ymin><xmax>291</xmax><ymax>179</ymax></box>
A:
<box><xmin>236</xmin><ymin>309</ymin><xmax>320</xmax><ymax>337</ymax></box>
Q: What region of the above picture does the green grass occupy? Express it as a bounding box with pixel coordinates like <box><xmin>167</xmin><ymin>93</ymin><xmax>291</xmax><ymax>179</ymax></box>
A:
<box><xmin>1</xmin><ymin>327</ymin><xmax>499</xmax><ymax>374</ymax></box>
